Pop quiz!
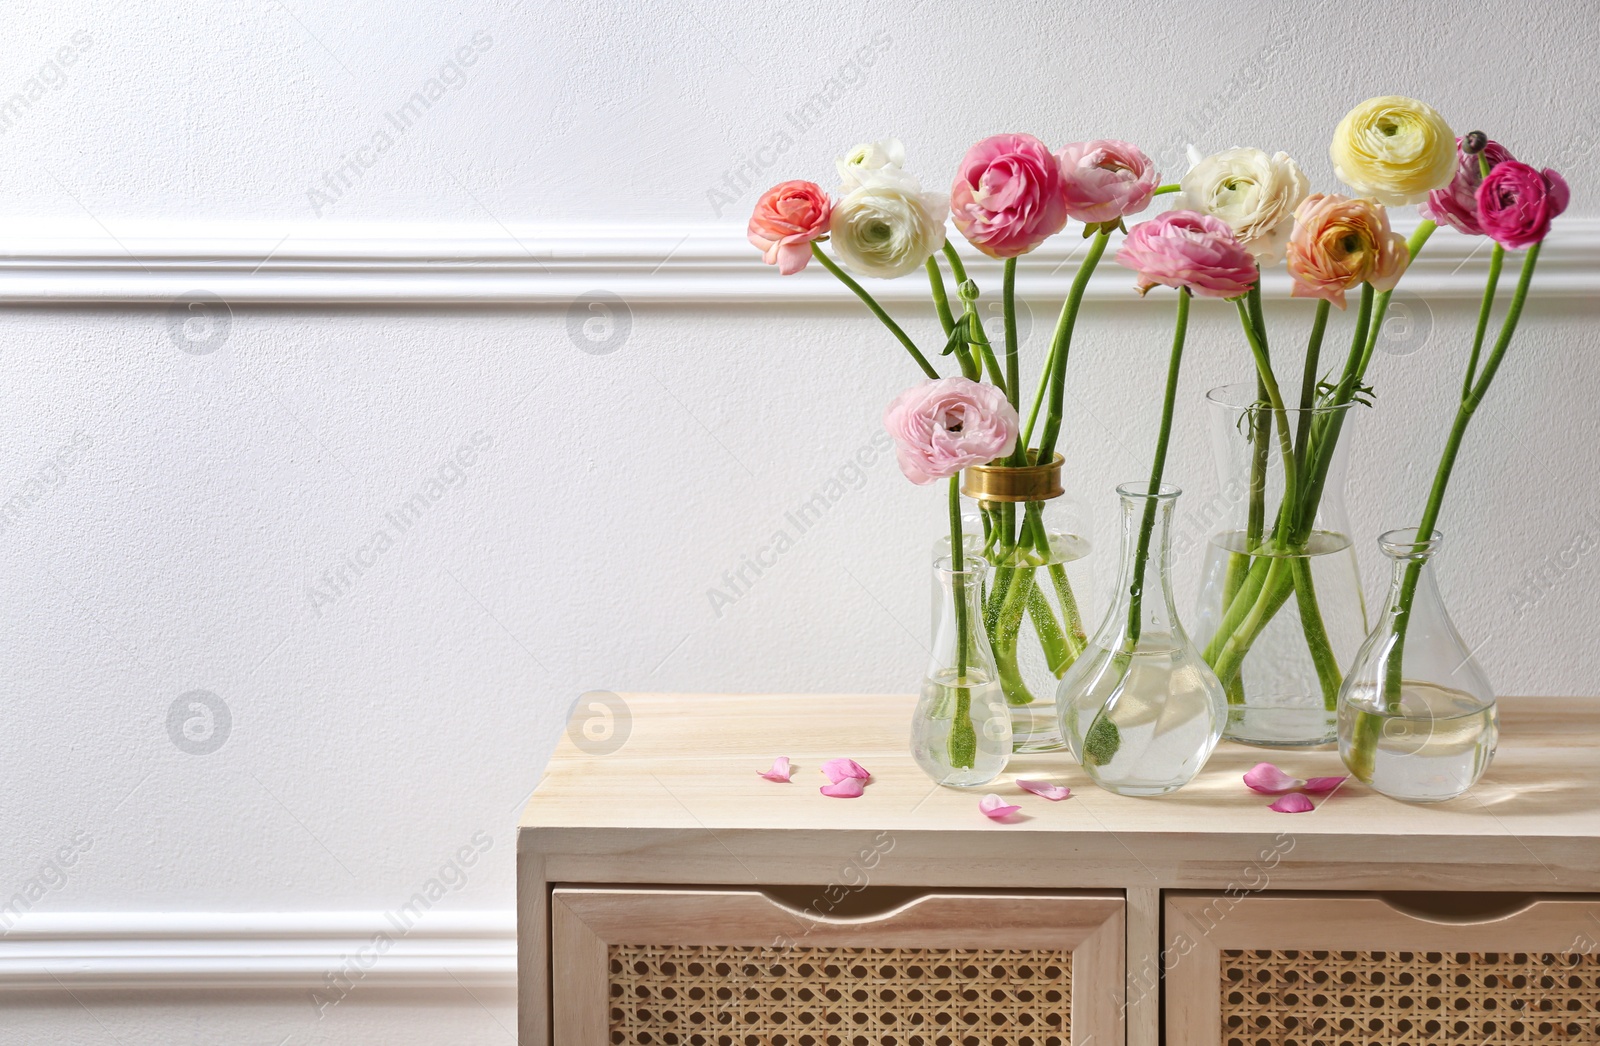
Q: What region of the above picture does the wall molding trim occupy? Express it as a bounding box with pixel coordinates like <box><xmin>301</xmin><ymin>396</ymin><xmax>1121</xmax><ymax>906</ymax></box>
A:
<box><xmin>0</xmin><ymin>218</ymin><xmax>1596</xmax><ymax>305</ymax></box>
<box><xmin>0</xmin><ymin>911</ymin><xmax>514</xmax><ymax>991</ymax></box>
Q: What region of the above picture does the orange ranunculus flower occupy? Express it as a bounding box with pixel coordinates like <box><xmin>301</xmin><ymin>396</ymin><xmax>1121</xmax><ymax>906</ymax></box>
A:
<box><xmin>1285</xmin><ymin>193</ymin><xmax>1409</xmax><ymax>309</ymax></box>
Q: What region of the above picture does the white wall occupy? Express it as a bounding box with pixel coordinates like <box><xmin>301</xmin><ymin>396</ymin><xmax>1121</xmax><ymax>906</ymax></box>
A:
<box><xmin>2</xmin><ymin>0</ymin><xmax>1597</xmax><ymax>1041</ymax></box>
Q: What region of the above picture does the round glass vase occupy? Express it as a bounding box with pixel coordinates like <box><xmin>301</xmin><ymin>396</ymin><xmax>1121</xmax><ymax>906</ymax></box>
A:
<box><xmin>1337</xmin><ymin>529</ymin><xmax>1498</xmax><ymax>803</ymax></box>
<box><xmin>933</xmin><ymin>453</ymin><xmax>1094</xmax><ymax>753</ymax></box>
<box><xmin>1057</xmin><ymin>483</ymin><xmax>1227</xmax><ymax>797</ymax></box>
<box><xmin>911</xmin><ymin>556</ymin><xmax>1012</xmax><ymax>788</ymax></box>
<box><xmin>1192</xmin><ymin>382</ymin><xmax>1369</xmax><ymax>748</ymax></box>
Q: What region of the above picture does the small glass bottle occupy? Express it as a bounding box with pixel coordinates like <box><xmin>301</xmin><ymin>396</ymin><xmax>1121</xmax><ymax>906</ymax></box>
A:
<box><xmin>1057</xmin><ymin>483</ymin><xmax>1227</xmax><ymax>796</ymax></box>
<box><xmin>1338</xmin><ymin>529</ymin><xmax>1498</xmax><ymax>802</ymax></box>
<box><xmin>911</xmin><ymin>556</ymin><xmax>1012</xmax><ymax>787</ymax></box>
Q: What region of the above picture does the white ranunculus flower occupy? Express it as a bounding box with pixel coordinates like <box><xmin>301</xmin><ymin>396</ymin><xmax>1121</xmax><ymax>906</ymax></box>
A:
<box><xmin>837</xmin><ymin>138</ymin><xmax>913</xmax><ymax>191</ymax></box>
<box><xmin>1173</xmin><ymin>148</ymin><xmax>1310</xmax><ymax>265</ymax></box>
<box><xmin>828</xmin><ymin>182</ymin><xmax>948</xmax><ymax>279</ymax></box>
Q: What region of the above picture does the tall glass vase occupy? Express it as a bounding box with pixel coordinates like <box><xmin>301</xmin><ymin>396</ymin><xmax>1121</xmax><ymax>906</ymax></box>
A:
<box><xmin>1057</xmin><ymin>483</ymin><xmax>1227</xmax><ymax>796</ymax></box>
<box><xmin>911</xmin><ymin>556</ymin><xmax>1012</xmax><ymax>787</ymax></box>
<box><xmin>1193</xmin><ymin>382</ymin><xmax>1369</xmax><ymax>748</ymax></box>
<box><xmin>1338</xmin><ymin>529</ymin><xmax>1498</xmax><ymax>803</ymax></box>
<box><xmin>933</xmin><ymin>453</ymin><xmax>1094</xmax><ymax>753</ymax></box>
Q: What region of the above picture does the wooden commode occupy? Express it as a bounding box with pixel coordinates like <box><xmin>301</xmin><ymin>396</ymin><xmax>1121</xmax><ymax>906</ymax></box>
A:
<box><xmin>519</xmin><ymin>694</ymin><xmax>1600</xmax><ymax>1045</ymax></box>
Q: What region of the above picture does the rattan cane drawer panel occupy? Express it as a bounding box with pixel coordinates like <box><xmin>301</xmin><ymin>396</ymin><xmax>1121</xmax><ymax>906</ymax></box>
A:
<box><xmin>1166</xmin><ymin>894</ymin><xmax>1600</xmax><ymax>1046</ymax></box>
<box><xmin>553</xmin><ymin>888</ymin><xmax>1125</xmax><ymax>1046</ymax></box>
<box><xmin>1220</xmin><ymin>948</ymin><xmax>1600</xmax><ymax>1045</ymax></box>
<box><xmin>608</xmin><ymin>943</ymin><xmax>1070</xmax><ymax>1046</ymax></box>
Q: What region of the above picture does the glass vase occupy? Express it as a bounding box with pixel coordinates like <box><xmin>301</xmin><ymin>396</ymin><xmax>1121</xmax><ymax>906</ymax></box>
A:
<box><xmin>1193</xmin><ymin>382</ymin><xmax>1369</xmax><ymax>748</ymax></box>
<box><xmin>1057</xmin><ymin>483</ymin><xmax>1227</xmax><ymax>796</ymax></box>
<box><xmin>934</xmin><ymin>453</ymin><xmax>1094</xmax><ymax>753</ymax></box>
<box><xmin>911</xmin><ymin>556</ymin><xmax>1012</xmax><ymax>787</ymax></box>
<box><xmin>1337</xmin><ymin>529</ymin><xmax>1498</xmax><ymax>803</ymax></box>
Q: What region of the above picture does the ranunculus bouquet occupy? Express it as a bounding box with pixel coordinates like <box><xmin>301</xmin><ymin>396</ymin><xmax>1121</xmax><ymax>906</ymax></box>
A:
<box><xmin>749</xmin><ymin>96</ymin><xmax>1566</xmax><ymax>798</ymax></box>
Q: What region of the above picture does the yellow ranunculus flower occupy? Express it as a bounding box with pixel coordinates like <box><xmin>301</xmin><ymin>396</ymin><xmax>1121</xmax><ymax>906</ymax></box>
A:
<box><xmin>1330</xmin><ymin>96</ymin><xmax>1457</xmax><ymax>206</ymax></box>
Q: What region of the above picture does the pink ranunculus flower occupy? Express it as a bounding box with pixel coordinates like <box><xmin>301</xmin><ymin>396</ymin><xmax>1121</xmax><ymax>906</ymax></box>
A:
<box><xmin>1476</xmin><ymin>160</ymin><xmax>1570</xmax><ymax>250</ymax></box>
<box><xmin>1114</xmin><ymin>210</ymin><xmax>1257</xmax><ymax>299</ymax></box>
<box><xmin>748</xmin><ymin>180</ymin><xmax>833</xmax><ymax>275</ymax></box>
<box><xmin>1420</xmin><ymin>137</ymin><xmax>1516</xmax><ymax>236</ymax></box>
<box><xmin>1285</xmin><ymin>194</ymin><xmax>1409</xmax><ymax>309</ymax></box>
<box><xmin>883</xmin><ymin>377</ymin><xmax>1019</xmax><ymax>485</ymax></box>
<box><xmin>1058</xmin><ymin>140</ymin><xmax>1159</xmax><ymax>224</ymax></box>
<box><xmin>949</xmin><ymin>134</ymin><xmax>1070</xmax><ymax>259</ymax></box>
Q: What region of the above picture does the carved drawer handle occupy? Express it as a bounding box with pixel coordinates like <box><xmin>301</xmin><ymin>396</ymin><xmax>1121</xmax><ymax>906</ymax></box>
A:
<box><xmin>1377</xmin><ymin>891</ymin><xmax>1540</xmax><ymax>924</ymax></box>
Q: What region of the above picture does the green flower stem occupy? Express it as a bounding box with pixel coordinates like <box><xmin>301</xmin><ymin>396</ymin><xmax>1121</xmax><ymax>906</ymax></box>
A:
<box><xmin>1126</xmin><ymin>288</ymin><xmax>1190</xmax><ymax>648</ymax></box>
<box><xmin>1026</xmin><ymin>578</ymin><xmax>1072</xmax><ymax>674</ymax></box>
<box><xmin>1291</xmin><ymin>555</ymin><xmax>1343</xmax><ymax>709</ymax></box>
<box><xmin>1003</xmin><ymin>257</ymin><xmax>1025</xmax><ymax>466</ymax></box>
<box><xmin>926</xmin><ymin>255</ymin><xmax>956</xmax><ymax>337</ymax></box>
<box><xmin>948</xmin><ymin>474</ymin><xmax>977</xmax><ymax>768</ymax></box>
<box><xmin>1463</xmin><ymin>244</ymin><xmax>1505</xmax><ymax>397</ymax></box>
<box><xmin>1153</xmin><ymin>183</ymin><xmax>1181</xmax><ymax>195</ymax></box>
<box><xmin>812</xmin><ymin>243</ymin><xmax>938</xmax><ymax>379</ymax></box>
<box><xmin>1204</xmin><ymin>551</ymin><xmax>1273</xmax><ymax>664</ymax></box>
<box><xmin>940</xmin><ymin>243</ymin><xmax>984</xmax><ymax>381</ymax></box>
<box><xmin>1047</xmin><ymin>562</ymin><xmax>1089</xmax><ymax>658</ymax></box>
<box><xmin>995</xmin><ymin>566</ymin><xmax>1038</xmax><ymax>706</ymax></box>
<box><xmin>949</xmin><ymin>475</ymin><xmax>968</xmax><ymax>677</ymax></box>
<box><xmin>1234</xmin><ymin>298</ymin><xmax>1299</xmax><ymax>510</ymax></box>
<box><xmin>1034</xmin><ymin>229</ymin><xmax>1111</xmax><ymax>459</ymax></box>
<box><xmin>1382</xmin><ymin>242</ymin><xmax>1542</xmax><ymax>706</ymax></box>
<box><xmin>1211</xmin><ymin>558</ymin><xmax>1295</xmax><ymax>684</ymax></box>
<box><xmin>1295</xmin><ymin>284</ymin><xmax>1374</xmax><ymax>540</ymax></box>
<box><xmin>1295</xmin><ymin>300</ymin><xmax>1332</xmax><ymax>475</ymax></box>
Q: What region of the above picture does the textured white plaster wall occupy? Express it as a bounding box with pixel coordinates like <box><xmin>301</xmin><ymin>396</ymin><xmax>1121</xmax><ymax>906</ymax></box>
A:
<box><xmin>1</xmin><ymin>0</ymin><xmax>1597</xmax><ymax>1042</ymax></box>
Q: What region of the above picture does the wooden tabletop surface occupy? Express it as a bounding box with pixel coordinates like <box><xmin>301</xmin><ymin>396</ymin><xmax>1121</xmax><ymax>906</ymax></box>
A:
<box><xmin>519</xmin><ymin>694</ymin><xmax>1600</xmax><ymax>891</ymax></box>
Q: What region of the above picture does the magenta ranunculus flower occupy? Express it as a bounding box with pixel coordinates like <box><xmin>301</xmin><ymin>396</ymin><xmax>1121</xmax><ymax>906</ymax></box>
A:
<box><xmin>1476</xmin><ymin>160</ymin><xmax>1570</xmax><ymax>250</ymax></box>
<box><xmin>1115</xmin><ymin>211</ymin><xmax>1258</xmax><ymax>299</ymax></box>
<box><xmin>748</xmin><ymin>180</ymin><xmax>833</xmax><ymax>275</ymax></box>
<box><xmin>949</xmin><ymin>134</ymin><xmax>1070</xmax><ymax>259</ymax></box>
<box><xmin>1420</xmin><ymin>137</ymin><xmax>1516</xmax><ymax>236</ymax></box>
<box><xmin>883</xmin><ymin>377</ymin><xmax>1019</xmax><ymax>485</ymax></box>
<box><xmin>1058</xmin><ymin>140</ymin><xmax>1159</xmax><ymax>224</ymax></box>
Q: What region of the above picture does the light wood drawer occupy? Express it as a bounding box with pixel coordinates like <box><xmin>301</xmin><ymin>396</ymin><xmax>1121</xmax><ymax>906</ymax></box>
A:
<box><xmin>1165</xmin><ymin>892</ymin><xmax>1600</xmax><ymax>1046</ymax></box>
<box><xmin>552</xmin><ymin>887</ymin><xmax>1125</xmax><ymax>1046</ymax></box>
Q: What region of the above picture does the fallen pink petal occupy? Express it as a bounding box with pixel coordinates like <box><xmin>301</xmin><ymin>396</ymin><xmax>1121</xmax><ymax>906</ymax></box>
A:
<box><xmin>1016</xmin><ymin>779</ymin><xmax>1072</xmax><ymax>801</ymax></box>
<box><xmin>819</xmin><ymin>777</ymin><xmax>865</xmax><ymax>799</ymax></box>
<box><xmin>1302</xmin><ymin>775</ymin><xmax>1349</xmax><ymax>794</ymax></box>
<box><xmin>1269</xmin><ymin>793</ymin><xmax>1316</xmax><ymax>814</ymax></box>
<box><xmin>758</xmin><ymin>757</ymin><xmax>792</xmax><ymax>783</ymax></box>
<box><xmin>1243</xmin><ymin>762</ymin><xmax>1303</xmax><ymax>794</ymax></box>
<box><xmin>979</xmin><ymin>794</ymin><xmax>1022</xmax><ymax>821</ymax></box>
<box><xmin>820</xmin><ymin>757</ymin><xmax>871</xmax><ymax>783</ymax></box>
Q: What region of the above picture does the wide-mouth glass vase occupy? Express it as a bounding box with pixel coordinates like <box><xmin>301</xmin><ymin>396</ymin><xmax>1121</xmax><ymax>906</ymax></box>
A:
<box><xmin>911</xmin><ymin>556</ymin><xmax>1012</xmax><ymax>788</ymax></box>
<box><xmin>1193</xmin><ymin>382</ymin><xmax>1369</xmax><ymax>748</ymax></box>
<box><xmin>934</xmin><ymin>453</ymin><xmax>1094</xmax><ymax>753</ymax></box>
<box><xmin>1057</xmin><ymin>483</ymin><xmax>1227</xmax><ymax>797</ymax></box>
<box><xmin>1337</xmin><ymin>529</ymin><xmax>1498</xmax><ymax>803</ymax></box>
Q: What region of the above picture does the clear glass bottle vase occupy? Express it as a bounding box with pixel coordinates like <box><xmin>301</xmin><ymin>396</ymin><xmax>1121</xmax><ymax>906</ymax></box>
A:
<box><xmin>911</xmin><ymin>556</ymin><xmax>1012</xmax><ymax>787</ymax></box>
<box><xmin>934</xmin><ymin>453</ymin><xmax>1094</xmax><ymax>754</ymax></box>
<box><xmin>1337</xmin><ymin>529</ymin><xmax>1498</xmax><ymax>803</ymax></box>
<box><xmin>1057</xmin><ymin>483</ymin><xmax>1227</xmax><ymax>796</ymax></box>
<box><xmin>1193</xmin><ymin>382</ymin><xmax>1369</xmax><ymax>748</ymax></box>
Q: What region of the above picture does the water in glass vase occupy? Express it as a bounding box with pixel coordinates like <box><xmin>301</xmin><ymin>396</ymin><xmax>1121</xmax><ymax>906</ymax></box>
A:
<box><xmin>1195</xmin><ymin>528</ymin><xmax>1368</xmax><ymax>748</ymax></box>
<box><xmin>1056</xmin><ymin>484</ymin><xmax>1227</xmax><ymax>797</ymax></box>
<box><xmin>1061</xmin><ymin>636</ymin><xmax>1223</xmax><ymax>796</ymax></box>
<box><xmin>1338</xmin><ymin>682</ymin><xmax>1498</xmax><ymax>803</ymax></box>
<box><xmin>911</xmin><ymin>557</ymin><xmax>1012</xmax><ymax>788</ymax></box>
<box><xmin>911</xmin><ymin>667</ymin><xmax>1010</xmax><ymax>788</ymax></box>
